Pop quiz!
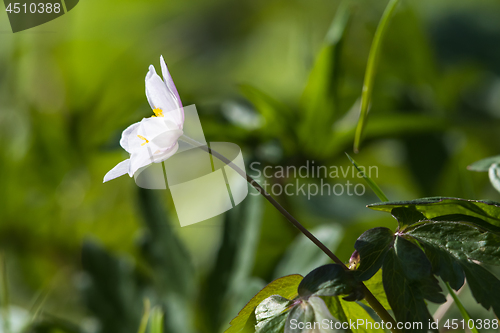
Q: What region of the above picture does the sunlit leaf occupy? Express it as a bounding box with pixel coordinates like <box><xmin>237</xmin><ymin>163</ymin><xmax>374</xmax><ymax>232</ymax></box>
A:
<box><xmin>283</xmin><ymin>301</ymin><xmax>314</xmax><ymax>333</ymax></box>
<box><xmin>340</xmin><ymin>301</ymin><xmax>385</xmax><ymax>333</ymax></box>
<box><xmin>225</xmin><ymin>275</ymin><xmax>303</xmax><ymax>333</ymax></box>
<box><xmin>360</xmin><ymin>269</ymin><xmax>390</xmax><ymax>311</ymax></box>
<box><xmin>368</xmin><ymin>197</ymin><xmax>500</xmax><ymax>230</ymax></box>
<box><xmin>255</xmin><ymin>296</ymin><xmax>292</xmax><ymax>333</ymax></box>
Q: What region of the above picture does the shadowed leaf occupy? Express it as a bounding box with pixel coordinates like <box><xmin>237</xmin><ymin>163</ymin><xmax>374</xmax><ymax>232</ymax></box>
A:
<box><xmin>354</xmin><ymin>227</ymin><xmax>393</xmax><ymax>281</ymax></box>
<box><xmin>382</xmin><ymin>236</ymin><xmax>445</xmax><ymax>332</ymax></box>
<box><xmin>298</xmin><ymin>264</ymin><xmax>363</xmax><ymax>301</ymax></box>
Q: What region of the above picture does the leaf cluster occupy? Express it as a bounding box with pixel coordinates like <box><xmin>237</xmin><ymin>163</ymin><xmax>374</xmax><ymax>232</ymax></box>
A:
<box><xmin>353</xmin><ymin>197</ymin><xmax>500</xmax><ymax>331</ymax></box>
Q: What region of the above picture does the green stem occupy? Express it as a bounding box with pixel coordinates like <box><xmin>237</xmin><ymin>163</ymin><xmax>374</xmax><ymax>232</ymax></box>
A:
<box><xmin>346</xmin><ymin>153</ymin><xmax>389</xmax><ymax>202</ymax></box>
<box><xmin>353</xmin><ymin>0</ymin><xmax>400</xmax><ymax>153</ymax></box>
<box><xmin>445</xmin><ymin>283</ymin><xmax>478</xmax><ymax>333</ymax></box>
<box><xmin>179</xmin><ymin>135</ymin><xmax>400</xmax><ymax>332</ymax></box>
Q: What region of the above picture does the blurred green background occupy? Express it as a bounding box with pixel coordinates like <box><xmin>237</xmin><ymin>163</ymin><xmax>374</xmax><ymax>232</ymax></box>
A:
<box><xmin>1</xmin><ymin>0</ymin><xmax>500</xmax><ymax>332</ymax></box>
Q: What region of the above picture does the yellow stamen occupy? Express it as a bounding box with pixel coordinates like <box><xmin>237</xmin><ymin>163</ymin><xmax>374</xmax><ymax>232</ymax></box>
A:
<box><xmin>152</xmin><ymin>107</ymin><xmax>164</xmax><ymax>117</ymax></box>
<box><xmin>137</xmin><ymin>135</ymin><xmax>149</xmax><ymax>146</ymax></box>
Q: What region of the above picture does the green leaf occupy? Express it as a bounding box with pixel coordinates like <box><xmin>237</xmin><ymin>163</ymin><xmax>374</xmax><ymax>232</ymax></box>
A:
<box><xmin>390</xmin><ymin>207</ymin><xmax>427</xmax><ymax>229</ymax></box>
<box><xmin>459</xmin><ymin>260</ymin><xmax>500</xmax><ymax>317</ymax></box>
<box><xmin>340</xmin><ymin>301</ymin><xmax>385</xmax><ymax>333</ymax></box>
<box><xmin>299</xmin><ymin>1</ymin><xmax>351</xmax><ymax>153</ymax></box>
<box><xmin>225</xmin><ymin>275</ymin><xmax>303</xmax><ymax>333</ymax></box>
<box><xmin>489</xmin><ymin>163</ymin><xmax>500</xmax><ymax>193</ymax></box>
<box><xmin>345</xmin><ymin>153</ymin><xmax>389</xmax><ymax>202</ymax></box>
<box><xmin>444</xmin><ymin>283</ymin><xmax>479</xmax><ymax>333</ymax></box>
<box><xmin>368</xmin><ymin>197</ymin><xmax>500</xmax><ymax>230</ymax></box>
<box><xmin>403</xmin><ymin>221</ymin><xmax>500</xmax><ymax>317</ymax></box>
<box><xmin>360</xmin><ymin>269</ymin><xmax>391</xmax><ymax>311</ymax></box>
<box><xmin>322</xmin><ymin>296</ymin><xmax>385</xmax><ymax>333</ymax></box>
<box><xmin>382</xmin><ymin>236</ymin><xmax>445</xmax><ymax>331</ymax></box>
<box><xmin>407</xmin><ymin>221</ymin><xmax>500</xmax><ymax>266</ymax></box>
<box><xmin>284</xmin><ymin>301</ymin><xmax>315</xmax><ymax>333</ymax></box>
<box><xmin>416</xmin><ymin>242</ymin><xmax>465</xmax><ymax>291</ymax></box>
<box><xmin>321</xmin><ymin>296</ymin><xmax>350</xmax><ymax>325</ymax></box>
<box><xmin>353</xmin><ymin>0</ymin><xmax>400</xmax><ymax>153</ymax></box>
<box><xmin>467</xmin><ymin>155</ymin><xmax>500</xmax><ymax>172</ymax></box>
<box><xmin>353</xmin><ymin>227</ymin><xmax>393</xmax><ymax>281</ymax></box>
<box><xmin>298</xmin><ymin>264</ymin><xmax>363</xmax><ymax>301</ymax></box>
<box><xmin>255</xmin><ymin>296</ymin><xmax>292</xmax><ymax>333</ymax></box>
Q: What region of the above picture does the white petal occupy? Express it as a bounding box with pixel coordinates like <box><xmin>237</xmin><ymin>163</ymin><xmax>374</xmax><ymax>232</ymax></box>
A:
<box><xmin>137</xmin><ymin>117</ymin><xmax>169</xmax><ymax>139</ymax></box>
<box><xmin>130</xmin><ymin>148</ymin><xmax>157</xmax><ymax>177</ymax></box>
<box><xmin>145</xmin><ymin>65</ymin><xmax>182</xmax><ymax>124</ymax></box>
<box><xmin>103</xmin><ymin>159</ymin><xmax>131</xmax><ymax>182</ymax></box>
<box><xmin>120</xmin><ymin>122</ymin><xmax>140</xmax><ymax>153</ymax></box>
<box><xmin>160</xmin><ymin>55</ymin><xmax>183</xmax><ymax>113</ymax></box>
<box><xmin>153</xmin><ymin>141</ymin><xmax>179</xmax><ymax>163</ymax></box>
<box><xmin>129</xmin><ymin>142</ymin><xmax>179</xmax><ymax>176</ymax></box>
<box><xmin>151</xmin><ymin>129</ymin><xmax>183</xmax><ymax>149</ymax></box>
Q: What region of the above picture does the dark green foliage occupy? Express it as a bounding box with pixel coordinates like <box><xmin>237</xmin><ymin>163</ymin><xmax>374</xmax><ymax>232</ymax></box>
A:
<box><xmin>298</xmin><ymin>264</ymin><xmax>363</xmax><ymax>301</ymax></box>
<box><xmin>353</xmin><ymin>227</ymin><xmax>393</xmax><ymax>281</ymax></box>
<box><xmin>352</xmin><ymin>197</ymin><xmax>500</xmax><ymax>327</ymax></box>
<box><xmin>407</xmin><ymin>221</ymin><xmax>500</xmax><ymax>266</ymax></box>
<box><xmin>390</xmin><ymin>207</ymin><xmax>426</xmax><ymax>229</ymax></box>
<box><xmin>382</xmin><ymin>236</ymin><xmax>445</xmax><ymax>332</ymax></box>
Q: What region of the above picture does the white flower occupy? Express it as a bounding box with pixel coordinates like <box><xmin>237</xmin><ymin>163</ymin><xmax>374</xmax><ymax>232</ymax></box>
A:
<box><xmin>104</xmin><ymin>56</ymin><xmax>184</xmax><ymax>183</ymax></box>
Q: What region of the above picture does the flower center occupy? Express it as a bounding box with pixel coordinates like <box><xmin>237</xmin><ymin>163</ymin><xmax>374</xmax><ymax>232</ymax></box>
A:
<box><xmin>137</xmin><ymin>135</ymin><xmax>149</xmax><ymax>146</ymax></box>
<box><xmin>152</xmin><ymin>107</ymin><xmax>164</xmax><ymax>117</ymax></box>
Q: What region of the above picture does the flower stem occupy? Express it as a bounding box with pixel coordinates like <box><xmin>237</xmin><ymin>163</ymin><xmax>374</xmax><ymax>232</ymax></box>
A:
<box><xmin>178</xmin><ymin>135</ymin><xmax>399</xmax><ymax>332</ymax></box>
